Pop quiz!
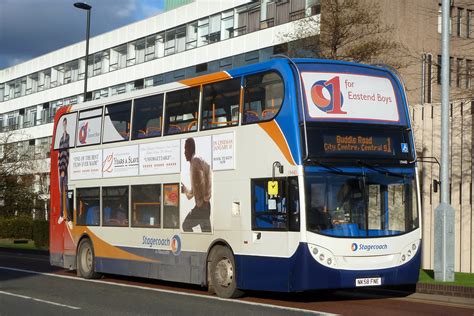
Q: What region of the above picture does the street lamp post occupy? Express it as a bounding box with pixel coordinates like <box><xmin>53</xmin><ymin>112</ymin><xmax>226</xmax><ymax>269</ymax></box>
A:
<box><xmin>74</xmin><ymin>2</ymin><xmax>92</xmax><ymax>102</ymax></box>
<box><xmin>434</xmin><ymin>0</ymin><xmax>455</xmax><ymax>282</ymax></box>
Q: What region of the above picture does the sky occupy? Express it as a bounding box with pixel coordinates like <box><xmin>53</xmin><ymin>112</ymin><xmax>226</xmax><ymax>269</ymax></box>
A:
<box><xmin>0</xmin><ymin>0</ymin><xmax>165</xmax><ymax>69</ymax></box>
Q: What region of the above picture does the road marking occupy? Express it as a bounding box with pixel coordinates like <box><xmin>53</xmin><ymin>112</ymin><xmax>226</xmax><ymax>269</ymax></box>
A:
<box><xmin>0</xmin><ymin>266</ymin><xmax>335</xmax><ymax>315</ymax></box>
<box><xmin>0</xmin><ymin>290</ymin><xmax>81</xmax><ymax>310</ymax></box>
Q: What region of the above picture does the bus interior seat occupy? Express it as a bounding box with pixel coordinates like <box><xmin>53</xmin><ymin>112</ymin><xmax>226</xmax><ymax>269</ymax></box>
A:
<box><xmin>146</xmin><ymin>126</ymin><xmax>161</xmax><ymax>137</ymax></box>
<box><xmin>244</xmin><ymin>111</ymin><xmax>259</xmax><ymax>123</ymax></box>
<box><xmin>86</xmin><ymin>206</ymin><xmax>100</xmax><ymax>225</ymax></box>
<box><xmin>186</xmin><ymin>120</ymin><xmax>197</xmax><ymax>131</ymax></box>
<box><xmin>167</xmin><ymin>124</ymin><xmax>182</xmax><ymax>134</ymax></box>
<box><xmin>137</xmin><ymin>130</ymin><xmax>147</xmax><ymax>138</ymax></box>
<box><xmin>262</xmin><ymin>108</ymin><xmax>277</xmax><ymax>119</ymax></box>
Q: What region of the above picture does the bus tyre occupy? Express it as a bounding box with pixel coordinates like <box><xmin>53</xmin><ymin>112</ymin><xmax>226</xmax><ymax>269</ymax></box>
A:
<box><xmin>77</xmin><ymin>238</ymin><xmax>101</xmax><ymax>279</ymax></box>
<box><xmin>209</xmin><ymin>246</ymin><xmax>243</xmax><ymax>298</ymax></box>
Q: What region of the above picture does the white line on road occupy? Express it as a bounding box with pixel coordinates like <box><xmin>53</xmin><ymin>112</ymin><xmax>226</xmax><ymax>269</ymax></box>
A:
<box><xmin>0</xmin><ymin>290</ymin><xmax>81</xmax><ymax>310</ymax></box>
<box><xmin>0</xmin><ymin>266</ymin><xmax>336</xmax><ymax>315</ymax></box>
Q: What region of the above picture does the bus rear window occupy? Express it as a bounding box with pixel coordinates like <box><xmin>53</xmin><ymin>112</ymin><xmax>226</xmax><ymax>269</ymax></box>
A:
<box><xmin>243</xmin><ymin>72</ymin><xmax>283</xmax><ymax>124</ymax></box>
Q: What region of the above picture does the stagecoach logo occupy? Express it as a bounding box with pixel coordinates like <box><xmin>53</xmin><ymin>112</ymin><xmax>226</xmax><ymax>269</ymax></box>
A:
<box><xmin>352</xmin><ymin>243</ymin><xmax>388</xmax><ymax>252</ymax></box>
<box><xmin>141</xmin><ymin>235</ymin><xmax>181</xmax><ymax>255</ymax></box>
<box><xmin>311</xmin><ymin>76</ymin><xmax>346</xmax><ymax>114</ymax></box>
<box><xmin>171</xmin><ymin>235</ymin><xmax>181</xmax><ymax>256</ymax></box>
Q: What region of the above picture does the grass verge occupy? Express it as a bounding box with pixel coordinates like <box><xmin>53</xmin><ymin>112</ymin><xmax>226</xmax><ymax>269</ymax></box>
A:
<box><xmin>419</xmin><ymin>269</ymin><xmax>474</xmax><ymax>287</ymax></box>
<box><xmin>0</xmin><ymin>238</ymin><xmax>48</xmax><ymax>251</ymax></box>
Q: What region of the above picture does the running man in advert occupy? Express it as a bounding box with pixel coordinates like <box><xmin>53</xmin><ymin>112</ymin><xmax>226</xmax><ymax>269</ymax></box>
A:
<box><xmin>58</xmin><ymin>117</ymin><xmax>72</xmax><ymax>229</ymax></box>
<box><xmin>181</xmin><ymin>137</ymin><xmax>212</xmax><ymax>232</ymax></box>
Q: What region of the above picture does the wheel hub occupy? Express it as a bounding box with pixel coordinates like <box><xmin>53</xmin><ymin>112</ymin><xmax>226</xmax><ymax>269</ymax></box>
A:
<box><xmin>214</xmin><ymin>257</ymin><xmax>233</xmax><ymax>288</ymax></box>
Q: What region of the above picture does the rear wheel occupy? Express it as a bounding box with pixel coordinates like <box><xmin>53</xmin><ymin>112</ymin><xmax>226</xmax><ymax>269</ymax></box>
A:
<box><xmin>209</xmin><ymin>246</ymin><xmax>243</xmax><ymax>298</ymax></box>
<box><xmin>77</xmin><ymin>238</ymin><xmax>101</xmax><ymax>279</ymax></box>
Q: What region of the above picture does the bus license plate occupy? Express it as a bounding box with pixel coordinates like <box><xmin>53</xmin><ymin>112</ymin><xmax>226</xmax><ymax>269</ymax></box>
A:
<box><xmin>355</xmin><ymin>277</ymin><xmax>381</xmax><ymax>287</ymax></box>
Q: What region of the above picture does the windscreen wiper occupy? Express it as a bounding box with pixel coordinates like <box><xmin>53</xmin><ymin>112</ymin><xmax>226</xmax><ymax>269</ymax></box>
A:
<box><xmin>357</xmin><ymin>160</ymin><xmax>406</xmax><ymax>179</ymax></box>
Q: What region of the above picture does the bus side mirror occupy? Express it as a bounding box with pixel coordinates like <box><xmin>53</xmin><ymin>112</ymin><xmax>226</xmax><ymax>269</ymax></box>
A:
<box><xmin>433</xmin><ymin>179</ymin><xmax>439</xmax><ymax>193</ymax></box>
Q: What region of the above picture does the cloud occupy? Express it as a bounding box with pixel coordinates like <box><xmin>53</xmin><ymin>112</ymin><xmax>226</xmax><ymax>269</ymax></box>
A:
<box><xmin>0</xmin><ymin>0</ymin><xmax>164</xmax><ymax>70</ymax></box>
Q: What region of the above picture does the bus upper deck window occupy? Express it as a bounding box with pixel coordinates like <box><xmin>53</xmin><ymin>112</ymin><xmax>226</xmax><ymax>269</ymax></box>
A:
<box><xmin>132</xmin><ymin>94</ymin><xmax>164</xmax><ymax>140</ymax></box>
<box><xmin>164</xmin><ymin>87</ymin><xmax>200</xmax><ymax>135</ymax></box>
<box><xmin>103</xmin><ymin>101</ymin><xmax>131</xmax><ymax>143</ymax></box>
<box><xmin>243</xmin><ymin>72</ymin><xmax>284</xmax><ymax>124</ymax></box>
<box><xmin>201</xmin><ymin>78</ymin><xmax>241</xmax><ymax>130</ymax></box>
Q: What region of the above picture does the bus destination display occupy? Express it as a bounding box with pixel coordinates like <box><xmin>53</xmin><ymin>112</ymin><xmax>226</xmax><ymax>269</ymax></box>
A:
<box><xmin>323</xmin><ymin>135</ymin><xmax>393</xmax><ymax>155</ymax></box>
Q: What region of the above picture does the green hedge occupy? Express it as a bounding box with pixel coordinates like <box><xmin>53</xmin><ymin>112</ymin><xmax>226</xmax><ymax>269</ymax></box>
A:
<box><xmin>32</xmin><ymin>220</ymin><xmax>49</xmax><ymax>248</ymax></box>
<box><xmin>0</xmin><ymin>217</ymin><xmax>49</xmax><ymax>249</ymax></box>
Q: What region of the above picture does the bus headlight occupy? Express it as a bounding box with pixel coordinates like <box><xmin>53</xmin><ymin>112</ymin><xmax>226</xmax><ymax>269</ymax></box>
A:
<box><xmin>308</xmin><ymin>244</ymin><xmax>337</xmax><ymax>268</ymax></box>
<box><xmin>399</xmin><ymin>240</ymin><xmax>420</xmax><ymax>265</ymax></box>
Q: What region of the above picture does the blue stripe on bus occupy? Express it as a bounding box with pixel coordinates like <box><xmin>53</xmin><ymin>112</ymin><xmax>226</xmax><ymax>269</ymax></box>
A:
<box><xmin>94</xmin><ymin>241</ymin><xmax>419</xmax><ymax>292</ymax></box>
<box><xmin>235</xmin><ymin>242</ymin><xmax>421</xmax><ymax>292</ymax></box>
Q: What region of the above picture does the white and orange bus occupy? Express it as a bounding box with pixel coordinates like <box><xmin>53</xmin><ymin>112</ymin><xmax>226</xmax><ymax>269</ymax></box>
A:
<box><xmin>50</xmin><ymin>58</ymin><xmax>421</xmax><ymax>298</ymax></box>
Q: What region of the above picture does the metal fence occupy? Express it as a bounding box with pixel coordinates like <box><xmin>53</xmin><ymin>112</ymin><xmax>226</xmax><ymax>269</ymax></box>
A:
<box><xmin>412</xmin><ymin>101</ymin><xmax>474</xmax><ymax>273</ymax></box>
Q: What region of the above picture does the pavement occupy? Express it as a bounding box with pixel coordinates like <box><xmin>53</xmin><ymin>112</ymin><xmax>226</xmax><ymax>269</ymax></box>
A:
<box><xmin>1</xmin><ymin>247</ymin><xmax>473</xmax><ymax>316</ymax></box>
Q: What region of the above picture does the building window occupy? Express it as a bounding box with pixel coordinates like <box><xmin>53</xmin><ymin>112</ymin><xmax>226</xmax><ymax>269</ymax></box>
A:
<box><xmin>456</xmin><ymin>58</ymin><xmax>462</xmax><ymax>88</ymax></box>
<box><xmin>468</xmin><ymin>10</ymin><xmax>473</xmax><ymax>38</ymax></box>
<box><xmin>110</xmin><ymin>44</ymin><xmax>127</xmax><ymax>71</ymax></box>
<box><xmin>103</xmin><ymin>186</ymin><xmax>129</xmax><ymax>227</ymax></box>
<box><xmin>209</xmin><ymin>14</ymin><xmax>221</xmax><ymax>43</ymax></box>
<box><xmin>145</xmin><ymin>34</ymin><xmax>157</xmax><ymax>61</ymax></box>
<box><xmin>438</xmin><ymin>4</ymin><xmax>453</xmax><ymax>34</ymax></box>
<box><xmin>134</xmin><ymin>38</ymin><xmax>146</xmax><ymax>64</ymax></box>
<box><xmin>426</xmin><ymin>54</ymin><xmax>432</xmax><ymax>103</ymax></box>
<box><xmin>197</xmin><ymin>17</ymin><xmax>209</xmax><ymax>47</ymax></box>
<box><xmin>449</xmin><ymin>56</ymin><xmax>453</xmax><ymax>86</ymax></box>
<box><xmin>186</xmin><ymin>22</ymin><xmax>198</xmax><ymax>49</ymax></box>
<box><xmin>64</xmin><ymin>60</ymin><xmax>79</xmax><ymax>84</ymax></box>
<box><xmin>467</xmin><ymin>59</ymin><xmax>472</xmax><ymax>89</ymax></box>
<box><xmin>457</xmin><ymin>7</ymin><xmax>463</xmax><ymax>37</ymax></box>
<box><xmin>437</xmin><ymin>55</ymin><xmax>442</xmax><ymax>84</ymax></box>
<box><xmin>221</xmin><ymin>10</ymin><xmax>234</xmax><ymax>40</ymax></box>
<box><xmin>165</xmin><ymin>29</ymin><xmax>176</xmax><ymax>56</ymax></box>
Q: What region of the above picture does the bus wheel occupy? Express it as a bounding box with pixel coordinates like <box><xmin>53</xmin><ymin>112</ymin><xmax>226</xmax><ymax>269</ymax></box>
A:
<box><xmin>209</xmin><ymin>246</ymin><xmax>243</xmax><ymax>298</ymax></box>
<box><xmin>77</xmin><ymin>238</ymin><xmax>101</xmax><ymax>279</ymax></box>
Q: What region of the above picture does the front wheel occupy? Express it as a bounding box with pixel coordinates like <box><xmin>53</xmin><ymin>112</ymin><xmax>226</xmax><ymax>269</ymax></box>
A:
<box><xmin>77</xmin><ymin>238</ymin><xmax>101</xmax><ymax>279</ymax></box>
<box><xmin>209</xmin><ymin>246</ymin><xmax>243</xmax><ymax>298</ymax></box>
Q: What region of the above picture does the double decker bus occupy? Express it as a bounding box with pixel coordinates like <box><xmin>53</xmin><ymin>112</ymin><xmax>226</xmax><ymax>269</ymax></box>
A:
<box><xmin>50</xmin><ymin>58</ymin><xmax>421</xmax><ymax>298</ymax></box>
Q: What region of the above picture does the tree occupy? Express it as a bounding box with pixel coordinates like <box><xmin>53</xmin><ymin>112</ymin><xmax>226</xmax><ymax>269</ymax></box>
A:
<box><xmin>280</xmin><ymin>0</ymin><xmax>405</xmax><ymax>68</ymax></box>
<box><xmin>0</xmin><ymin>131</ymin><xmax>45</xmax><ymax>217</ymax></box>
